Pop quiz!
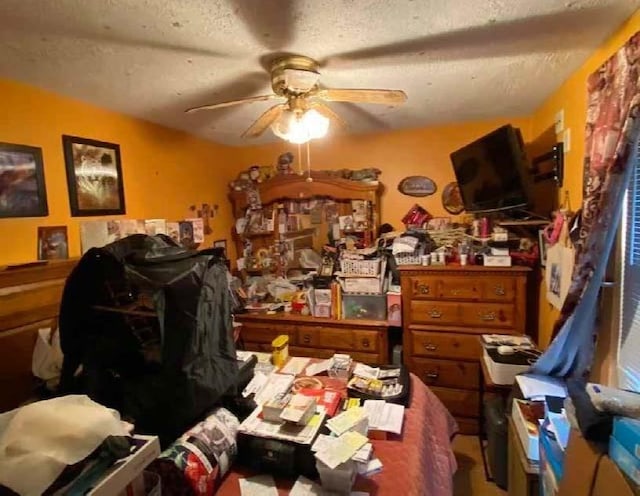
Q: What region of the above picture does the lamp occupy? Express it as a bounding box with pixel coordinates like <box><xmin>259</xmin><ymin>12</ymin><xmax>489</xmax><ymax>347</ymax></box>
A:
<box><xmin>271</xmin><ymin>109</ymin><xmax>329</xmax><ymax>144</ymax></box>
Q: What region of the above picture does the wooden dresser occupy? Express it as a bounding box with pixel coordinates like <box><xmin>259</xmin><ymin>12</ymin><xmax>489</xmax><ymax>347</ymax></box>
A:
<box><xmin>234</xmin><ymin>313</ymin><xmax>389</xmax><ymax>365</ymax></box>
<box><xmin>399</xmin><ymin>265</ymin><xmax>531</xmax><ymax>434</ymax></box>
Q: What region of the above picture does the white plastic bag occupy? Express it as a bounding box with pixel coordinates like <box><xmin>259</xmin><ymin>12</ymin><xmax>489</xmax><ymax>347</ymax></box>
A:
<box><xmin>31</xmin><ymin>327</ymin><xmax>63</xmax><ymax>381</ymax></box>
<box><xmin>545</xmin><ymin>222</ymin><xmax>575</xmax><ymax>310</ymax></box>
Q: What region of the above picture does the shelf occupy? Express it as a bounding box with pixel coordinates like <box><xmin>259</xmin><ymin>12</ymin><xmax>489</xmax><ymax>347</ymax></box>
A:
<box><xmin>498</xmin><ymin>220</ymin><xmax>549</xmax><ymax>227</ymax></box>
<box><xmin>242</xmin><ymin>231</ymin><xmax>274</xmax><ymax>238</ymax></box>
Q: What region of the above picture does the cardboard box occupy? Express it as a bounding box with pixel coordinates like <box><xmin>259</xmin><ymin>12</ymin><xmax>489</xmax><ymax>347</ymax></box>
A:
<box><xmin>88</xmin><ymin>435</ymin><xmax>160</xmax><ymax>496</ymax></box>
<box><xmin>512</xmin><ymin>399</ymin><xmax>545</xmax><ymax>462</ymax></box>
<box><xmin>592</xmin><ymin>454</ymin><xmax>637</xmax><ymax>496</ymax></box>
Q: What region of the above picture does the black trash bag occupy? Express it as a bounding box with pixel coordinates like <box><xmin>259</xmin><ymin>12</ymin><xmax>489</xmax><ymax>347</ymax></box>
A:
<box><xmin>58</xmin><ymin>235</ymin><xmax>238</xmax><ymax>446</ymax></box>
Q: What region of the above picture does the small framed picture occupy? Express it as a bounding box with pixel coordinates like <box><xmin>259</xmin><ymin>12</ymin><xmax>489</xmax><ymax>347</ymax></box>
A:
<box><xmin>213</xmin><ymin>239</ymin><xmax>227</xmax><ymax>255</ymax></box>
<box><xmin>538</xmin><ymin>229</ymin><xmax>548</xmax><ymax>267</ymax></box>
<box><xmin>0</xmin><ymin>142</ymin><xmax>48</xmax><ymax>218</ymax></box>
<box><xmin>38</xmin><ymin>226</ymin><xmax>69</xmax><ymax>260</ymax></box>
<box><xmin>62</xmin><ymin>135</ymin><xmax>125</xmax><ymax>216</ymax></box>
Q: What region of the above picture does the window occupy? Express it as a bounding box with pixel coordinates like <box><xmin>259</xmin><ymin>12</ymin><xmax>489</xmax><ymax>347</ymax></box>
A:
<box><xmin>618</xmin><ymin>145</ymin><xmax>640</xmax><ymax>391</ymax></box>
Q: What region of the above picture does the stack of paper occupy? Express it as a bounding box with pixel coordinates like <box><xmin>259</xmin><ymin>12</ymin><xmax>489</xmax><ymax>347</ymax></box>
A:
<box><xmin>516</xmin><ymin>374</ymin><xmax>567</xmax><ymax>400</ymax></box>
<box><xmin>281</xmin><ymin>357</ymin><xmax>311</xmax><ymax>375</ymax></box>
<box><xmin>239</xmin><ymin>407</ymin><xmax>325</xmax><ymax>445</ymax></box>
<box><xmin>253</xmin><ymin>373</ymin><xmax>295</xmax><ymax>405</ymax></box>
<box><xmin>314</xmin><ymin>431</ymin><xmax>369</xmax><ymax>469</ymax></box>
<box><xmin>362</xmin><ymin>400</ymin><xmax>404</xmax><ymax>435</ymax></box>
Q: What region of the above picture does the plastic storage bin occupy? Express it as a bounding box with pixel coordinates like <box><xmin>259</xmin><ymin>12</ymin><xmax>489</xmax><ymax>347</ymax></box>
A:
<box><xmin>342</xmin><ymin>294</ymin><xmax>387</xmax><ymax>321</ymax></box>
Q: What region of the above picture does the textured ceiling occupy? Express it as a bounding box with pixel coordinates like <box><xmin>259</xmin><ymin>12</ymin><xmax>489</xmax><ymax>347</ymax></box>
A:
<box><xmin>0</xmin><ymin>0</ymin><xmax>637</xmax><ymax>146</ymax></box>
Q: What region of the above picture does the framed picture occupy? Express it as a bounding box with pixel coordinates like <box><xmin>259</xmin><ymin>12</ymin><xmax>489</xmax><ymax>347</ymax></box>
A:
<box><xmin>37</xmin><ymin>226</ymin><xmax>68</xmax><ymax>260</ymax></box>
<box><xmin>213</xmin><ymin>239</ymin><xmax>227</xmax><ymax>255</ymax></box>
<box><xmin>538</xmin><ymin>229</ymin><xmax>548</xmax><ymax>267</ymax></box>
<box><xmin>0</xmin><ymin>142</ymin><xmax>48</xmax><ymax>218</ymax></box>
<box><xmin>62</xmin><ymin>135</ymin><xmax>125</xmax><ymax>216</ymax></box>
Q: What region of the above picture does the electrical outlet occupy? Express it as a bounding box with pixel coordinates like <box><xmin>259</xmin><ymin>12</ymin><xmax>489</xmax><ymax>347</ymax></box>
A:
<box><xmin>555</xmin><ymin>109</ymin><xmax>565</xmax><ymax>134</ymax></box>
<box><xmin>563</xmin><ymin>128</ymin><xmax>571</xmax><ymax>153</ymax></box>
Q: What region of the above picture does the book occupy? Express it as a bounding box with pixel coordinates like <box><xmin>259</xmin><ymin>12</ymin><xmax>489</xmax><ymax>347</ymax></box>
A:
<box><xmin>298</xmin><ymin>388</ymin><xmax>342</xmax><ymax>417</ymax></box>
<box><xmin>186</xmin><ymin>218</ymin><xmax>204</xmax><ymax>243</ymax></box>
<box><xmin>280</xmin><ymin>394</ymin><xmax>317</xmax><ymax>425</ymax></box>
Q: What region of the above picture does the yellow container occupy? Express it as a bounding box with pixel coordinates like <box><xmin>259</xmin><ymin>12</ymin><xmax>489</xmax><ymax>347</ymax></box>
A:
<box><xmin>272</xmin><ymin>334</ymin><xmax>289</xmax><ymax>367</ymax></box>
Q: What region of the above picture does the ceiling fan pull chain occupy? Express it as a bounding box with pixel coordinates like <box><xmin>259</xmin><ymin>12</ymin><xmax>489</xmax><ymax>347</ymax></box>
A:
<box><xmin>306</xmin><ymin>141</ymin><xmax>313</xmax><ymax>182</ymax></box>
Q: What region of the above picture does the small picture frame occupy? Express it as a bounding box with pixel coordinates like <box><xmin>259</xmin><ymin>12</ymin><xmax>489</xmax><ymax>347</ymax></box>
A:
<box><xmin>38</xmin><ymin>226</ymin><xmax>69</xmax><ymax>260</ymax></box>
<box><xmin>62</xmin><ymin>135</ymin><xmax>125</xmax><ymax>216</ymax></box>
<box><xmin>538</xmin><ymin>229</ymin><xmax>548</xmax><ymax>267</ymax></box>
<box><xmin>0</xmin><ymin>142</ymin><xmax>49</xmax><ymax>218</ymax></box>
<box><xmin>213</xmin><ymin>239</ymin><xmax>227</xmax><ymax>254</ymax></box>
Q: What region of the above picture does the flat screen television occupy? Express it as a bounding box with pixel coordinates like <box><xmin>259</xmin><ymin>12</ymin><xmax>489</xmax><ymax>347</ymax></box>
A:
<box><xmin>450</xmin><ymin>125</ymin><xmax>531</xmax><ymax>214</ymax></box>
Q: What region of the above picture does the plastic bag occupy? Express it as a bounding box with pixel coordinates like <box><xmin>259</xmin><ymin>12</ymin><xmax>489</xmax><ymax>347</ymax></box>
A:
<box><xmin>31</xmin><ymin>327</ymin><xmax>63</xmax><ymax>381</ymax></box>
<box><xmin>545</xmin><ymin>220</ymin><xmax>575</xmax><ymax>310</ymax></box>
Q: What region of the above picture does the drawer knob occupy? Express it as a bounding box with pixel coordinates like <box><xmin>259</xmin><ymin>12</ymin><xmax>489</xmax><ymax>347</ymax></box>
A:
<box><xmin>302</xmin><ymin>334</ymin><xmax>311</xmax><ymax>344</ymax></box>
<box><xmin>425</xmin><ymin>371</ymin><xmax>439</xmax><ymax>380</ymax></box>
<box><xmin>424</xmin><ymin>343</ymin><xmax>437</xmax><ymax>351</ymax></box>
<box><xmin>494</xmin><ymin>285</ymin><xmax>506</xmax><ymax>296</ymax></box>
<box><xmin>478</xmin><ymin>311</ymin><xmax>496</xmax><ymax>321</ymax></box>
<box><xmin>428</xmin><ymin>309</ymin><xmax>443</xmax><ymax>319</ymax></box>
<box><xmin>362</xmin><ymin>338</ymin><xmax>370</xmax><ymax>348</ymax></box>
<box><xmin>418</xmin><ymin>284</ymin><xmax>430</xmax><ymax>295</ymax></box>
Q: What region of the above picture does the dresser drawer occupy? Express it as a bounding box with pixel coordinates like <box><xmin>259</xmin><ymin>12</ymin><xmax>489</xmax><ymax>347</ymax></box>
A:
<box><xmin>430</xmin><ymin>386</ymin><xmax>480</xmax><ymax>418</ymax></box>
<box><xmin>411</xmin><ymin>357</ymin><xmax>480</xmax><ymax>389</ymax></box>
<box><xmin>410</xmin><ymin>330</ymin><xmax>481</xmax><ymax>359</ymax></box>
<box><xmin>409</xmin><ymin>300</ymin><xmax>462</xmax><ymax>325</ymax></box>
<box><xmin>289</xmin><ymin>346</ymin><xmax>335</xmax><ymax>359</ymax></box>
<box><xmin>410</xmin><ymin>275</ymin><xmax>482</xmax><ymax>300</ymax></box>
<box><xmin>480</xmin><ymin>277</ymin><xmax>516</xmax><ymax>302</ymax></box>
<box><xmin>460</xmin><ymin>303</ymin><xmax>515</xmax><ymax>329</ymax></box>
<box><xmin>317</xmin><ymin>328</ymin><xmax>354</xmax><ymax>350</ymax></box>
<box><xmin>352</xmin><ymin>330</ymin><xmax>380</xmax><ymax>352</ymax></box>
<box><xmin>242</xmin><ymin>324</ymin><xmax>296</xmax><ymax>344</ymax></box>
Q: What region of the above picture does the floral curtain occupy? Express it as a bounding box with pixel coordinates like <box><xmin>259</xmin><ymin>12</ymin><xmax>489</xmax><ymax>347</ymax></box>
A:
<box><xmin>532</xmin><ymin>32</ymin><xmax>640</xmax><ymax>377</ymax></box>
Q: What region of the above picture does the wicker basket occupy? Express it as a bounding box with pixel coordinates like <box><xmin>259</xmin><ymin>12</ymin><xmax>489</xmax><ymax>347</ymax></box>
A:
<box><xmin>340</xmin><ymin>258</ymin><xmax>381</xmax><ymax>277</ymax></box>
<box><xmin>394</xmin><ymin>246</ymin><xmax>425</xmax><ymax>266</ymax></box>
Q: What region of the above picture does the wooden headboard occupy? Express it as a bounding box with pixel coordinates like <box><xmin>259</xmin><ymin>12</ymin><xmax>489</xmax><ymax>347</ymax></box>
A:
<box><xmin>0</xmin><ymin>259</ymin><xmax>77</xmax><ymax>412</ymax></box>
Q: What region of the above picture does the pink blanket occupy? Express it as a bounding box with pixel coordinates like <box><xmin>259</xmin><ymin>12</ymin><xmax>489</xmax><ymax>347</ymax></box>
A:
<box><xmin>217</xmin><ymin>374</ymin><xmax>458</xmax><ymax>496</ymax></box>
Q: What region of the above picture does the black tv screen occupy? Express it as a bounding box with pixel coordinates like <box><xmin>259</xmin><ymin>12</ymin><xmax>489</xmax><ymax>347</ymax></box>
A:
<box><xmin>450</xmin><ymin>125</ymin><xmax>530</xmax><ymax>214</ymax></box>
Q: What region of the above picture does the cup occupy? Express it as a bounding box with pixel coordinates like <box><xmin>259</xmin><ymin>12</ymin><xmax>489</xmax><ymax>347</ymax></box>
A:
<box><xmin>431</xmin><ymin>252</ymin><xmax>439</xmax><ymax>264</ymax></box>
<box><xmin>421</xmin><ymin>254</ymin><xmax>430</xmax><ymax>266</ymax></box>
<box><xmin>438</xmin><ymin>252</ymin><xmax>446</xmax><ymax>264</ymax></box>
<box><xmin>460</xmin><ymin>254</ymin><xmax>468</xmax><ymax>266</ymax></box>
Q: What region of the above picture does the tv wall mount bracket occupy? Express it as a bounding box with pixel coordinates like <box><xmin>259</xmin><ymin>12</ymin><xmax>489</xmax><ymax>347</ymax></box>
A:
<box><xmin>531</xmin><ymin>142</ymin><xmax>564</xmax><ymax>188</ymax></box>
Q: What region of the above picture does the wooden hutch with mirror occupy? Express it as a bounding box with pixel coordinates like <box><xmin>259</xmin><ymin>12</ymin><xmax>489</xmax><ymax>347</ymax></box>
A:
<box><xmin>229</xmin><ymin>171</ymin><xmax>390</xmax><ymax>365</ymax></box>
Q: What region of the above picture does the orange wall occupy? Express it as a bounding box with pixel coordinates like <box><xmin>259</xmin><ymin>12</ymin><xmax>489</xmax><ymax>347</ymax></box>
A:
<box><xmin>0</xmin><ymin>78</ymin><xmax>236</xmax><ymax>265</ymax></box>
<box><xmin>233</xmin><ymin>117</ymin><xmax>532</xmax><ymax>227</ymax></box>
<box><xmin>530</xmin><ymin>9</ymin><xmax>640</xmax><ymax>348</ymax></box>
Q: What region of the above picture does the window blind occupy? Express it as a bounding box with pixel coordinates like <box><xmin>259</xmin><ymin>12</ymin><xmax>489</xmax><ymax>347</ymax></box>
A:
<box><xmin>619</xmin><ymin>143</ymin><xmax>640</xmax><ymax>391</ymax></box>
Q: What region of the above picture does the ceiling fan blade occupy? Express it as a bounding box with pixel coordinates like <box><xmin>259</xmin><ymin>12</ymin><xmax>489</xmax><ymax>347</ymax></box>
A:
<box><xmin>315</xmin><ymin>89</ymin><xmax>407</xmax><ymax>106</ymax></box>
<box><xmin>320</xmin><ymin>5</ymin><xmax>615</xmax><ymax>67</ymax></box>
<box><xmin>308</xmin><ymin>101</ymin><xmax>347</xmax><ymax>129</ymax></box>
<box><xmin>185</xmin><ymin>94</ymin><xmax>280</xmax><ymax>113</ymax></box>
<box><xmin>242</xmin><ymin>104</ymin><xmax>287</xmax><ymax>138</ymax></box>
<box><xmin>228</xmin><ymin>0</ymin><xmax>296</xmax><ymax>51</ymax></box>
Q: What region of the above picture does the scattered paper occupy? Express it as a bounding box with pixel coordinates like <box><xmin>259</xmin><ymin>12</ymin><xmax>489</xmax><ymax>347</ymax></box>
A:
<box><xmin>326</xmin><ymin>407</ymin><xmax>367</xmax><ymax>436</ymax></box>
<box><xmin>315</xmin><ymin>431</ymin><xmax>369</xmax><ymax>469</ymax></box>
<box><xmin>357</xmin><ymin>457</ymin><xmax>383</xmax><ymax>476</ymax></box>
<box><xmin>305</xmin><ymin>358</ymin><xmax>333</xmax><ymax>376</ymax></box>
<box><xmin>312</xmin><ymin>434</ymin><xmax>338</xmax><ymax>452</ymax></box>
<box><xmin>363</xmin><ymin>400</ymin><xmax>404</xmax><ymax>435</ymax></box>
<box><xmin>238</xmin><ymin>475</ymin><xmax>278</xmax><ymax>496</ymax></box>
<box><xmin>281</xmin><ymin>357</ymin><xmax>311</xmax><ymax>375</ymax></box>
<box><xmin>239</xmin><ymin>407</ymin><xmax>326</xmax><ymax>445</ymax></box>
<box><xmin>236</xmin><ymin>351</ymin><xmax>255</xmax><ymax>362</ymax></box>
<box><xmin>352</xmin><ymin>363</ymin><xmax>380</xmax><ymax>380</ymax></box>
<box><xmin>516</xmin><ymin>374</ymin><xmax>567</xmax><ymax>400</ymax></box>
<box><xmin>289</xmin><ymin>476</ymin><xmax>323</xmax><ymax>496</ymax></box>
<box><xmin>253</xmin><ymin>373</ymin><xmax>295</xmax><ymax>406</ymax></box>
<box><xmin>242</xmin><ymin>372</ymin><xmax>267</xmax><ymax>398</ymax></box>
<box><xmin>352</xmin><ymin>443</ymin><xmax>373</xmax><ymax>463</ymax></box>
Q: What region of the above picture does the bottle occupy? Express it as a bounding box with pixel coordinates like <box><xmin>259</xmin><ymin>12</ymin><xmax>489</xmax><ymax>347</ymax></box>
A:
<box><xmin>277</xmin><ymin>204</ymin><xmax>287</xmax><ymax>234</ymax></box>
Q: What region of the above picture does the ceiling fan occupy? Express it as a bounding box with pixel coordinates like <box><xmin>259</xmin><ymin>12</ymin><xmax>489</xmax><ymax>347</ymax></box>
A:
<box><xmin>185</xmin><ymin>54</ymin><xmax>407</xmax><ymax>143</ymax></box>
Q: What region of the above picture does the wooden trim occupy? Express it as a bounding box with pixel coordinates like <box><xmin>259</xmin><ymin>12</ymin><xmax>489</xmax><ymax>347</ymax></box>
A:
<box><xmin>235</xmin><ymin>313</ymin><xmax>389</xmax><ymax>328</ymax></box>
<box><xmin>0</xmin><ymin>259</ymin><xmax>77</xmax><ymax>289</ymax></box>
<box><xmin>398</xmin><ymin>265</ymin><xmax>532</xmax><ymax>274</ymax></box>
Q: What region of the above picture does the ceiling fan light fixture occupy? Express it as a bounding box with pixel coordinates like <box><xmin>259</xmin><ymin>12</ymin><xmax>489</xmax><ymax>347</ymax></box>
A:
<box><xmin>270</xmin><ymin>108</ymin><xmax>329</xmax><ymax>144</ymax></box>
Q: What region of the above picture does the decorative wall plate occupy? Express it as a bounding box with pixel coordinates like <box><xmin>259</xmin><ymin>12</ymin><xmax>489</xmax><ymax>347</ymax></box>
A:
<box><xmin>442</xmin><ymin>181</ymin><xmax>465</xmax><ymax>214</ymax></box>
<box><xmin>397</xmin><ymin>176</ymin><xmax>437</xmax><ymax>197</ymax></box>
